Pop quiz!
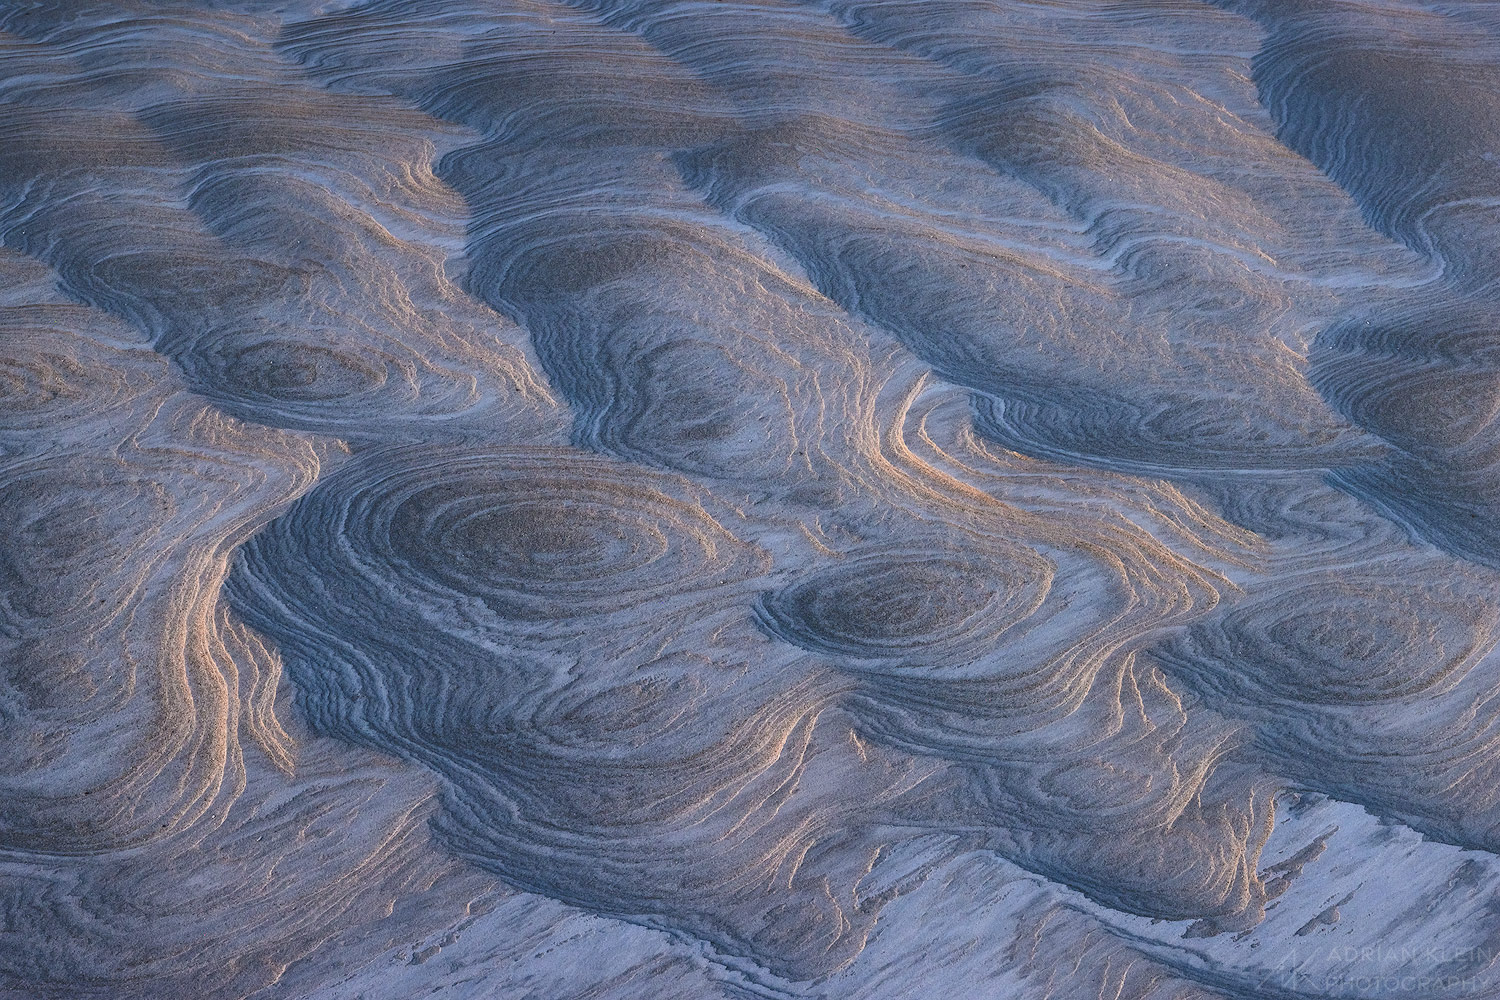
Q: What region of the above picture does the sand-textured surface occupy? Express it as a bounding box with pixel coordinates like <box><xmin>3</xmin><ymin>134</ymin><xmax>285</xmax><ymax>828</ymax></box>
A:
<box><xmin>4</xmin><ymin>1</ymin><xmax>1500</xmax><ymax>997</ymax></box>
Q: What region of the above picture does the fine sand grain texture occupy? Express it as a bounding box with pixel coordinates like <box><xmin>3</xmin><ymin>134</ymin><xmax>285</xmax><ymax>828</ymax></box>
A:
<box><xmin>4</xmin><ymin>1</ymin><xmax>1500</xmax><ymax>997</ymax></box>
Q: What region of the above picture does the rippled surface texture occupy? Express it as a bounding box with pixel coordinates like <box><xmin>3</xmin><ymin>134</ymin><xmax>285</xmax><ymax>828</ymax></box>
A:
<box><xmin>6</xmin><ymin>1</ymin><xmax>1500</xmax><ymax>997</ymax></box>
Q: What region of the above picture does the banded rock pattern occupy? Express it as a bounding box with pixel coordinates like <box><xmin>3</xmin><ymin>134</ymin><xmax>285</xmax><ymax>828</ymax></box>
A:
<box><xmin>4</xmin><ymin>1</ymin><xmax>1500</xmax><ymax>999</ymax></box>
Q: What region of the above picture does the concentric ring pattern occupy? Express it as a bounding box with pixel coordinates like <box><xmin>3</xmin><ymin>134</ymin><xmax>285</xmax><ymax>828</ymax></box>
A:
<box><xmin>7</xmin><ymin>1</ymin><xmax>1500</xmax><ymax>998</ymax></box>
